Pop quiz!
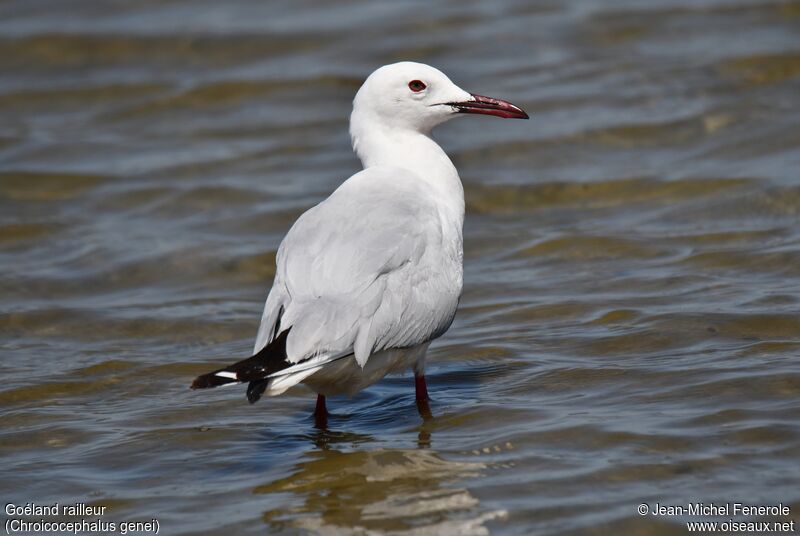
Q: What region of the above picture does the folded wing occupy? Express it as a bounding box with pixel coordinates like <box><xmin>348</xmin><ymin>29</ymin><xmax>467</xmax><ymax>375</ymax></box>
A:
<box><xmin>256</xmin><ymin>166</ymin><xmax>462</xmax><ymax>368</ymax></box>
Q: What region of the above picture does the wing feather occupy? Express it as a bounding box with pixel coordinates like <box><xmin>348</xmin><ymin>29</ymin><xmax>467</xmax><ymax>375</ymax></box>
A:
<box><xmin>253</xmin><ymin>166</ymin><xmax>462</xmax><ymax>368</ymax></box>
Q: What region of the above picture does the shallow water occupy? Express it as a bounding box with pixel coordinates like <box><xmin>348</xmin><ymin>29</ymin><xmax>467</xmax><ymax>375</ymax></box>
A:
<box><xmin>2</xmin><ymin>0</ymin><xmax>800</xmax><ymax>534</ymax></box>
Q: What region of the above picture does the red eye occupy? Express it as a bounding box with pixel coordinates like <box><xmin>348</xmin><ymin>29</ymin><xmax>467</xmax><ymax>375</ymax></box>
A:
<box><xmin>408</xmin><ymin>80</ymin><xmax>426</xmax><ymax>92</ymax></box>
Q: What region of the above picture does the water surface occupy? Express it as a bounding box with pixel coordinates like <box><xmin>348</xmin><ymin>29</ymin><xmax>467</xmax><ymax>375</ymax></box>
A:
<box><xmin>2</xmin><ymin>0</ymin><xmax>800</xmax><ymax>534</ymax></box>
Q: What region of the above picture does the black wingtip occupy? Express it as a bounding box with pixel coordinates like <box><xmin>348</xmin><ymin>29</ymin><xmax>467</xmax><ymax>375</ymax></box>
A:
<box><xmin>191</xmin><ymin>371</ymin><xmax>238</xmax><ymax>390</ymax></box>
<box><xmin>246</xmin><ymin>380</ymin><xmax>268</xmax><ymax>403</ymax></box>
<box><xmin>190</xmin><ymin>329</ymin><xmax>292</xmax><ymax>393</ymax></box>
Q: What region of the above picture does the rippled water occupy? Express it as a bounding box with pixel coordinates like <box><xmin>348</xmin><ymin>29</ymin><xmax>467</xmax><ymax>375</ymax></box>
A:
<box><xmin>2</xmin><ymin>0</ymin><xmax>800</xmax><ymax>534</ymax></box>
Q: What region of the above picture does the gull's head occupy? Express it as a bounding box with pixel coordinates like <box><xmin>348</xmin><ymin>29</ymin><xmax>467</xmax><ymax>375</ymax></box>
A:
<box><xmin>351</xmin><ymin>61</ymin><xmax>528</xmax><ymax>134</ymax></box>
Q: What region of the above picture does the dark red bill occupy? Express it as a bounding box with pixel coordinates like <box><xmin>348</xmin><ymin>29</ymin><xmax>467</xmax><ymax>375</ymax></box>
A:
<box><xmin>448</xmin><ymin>93</ymin><xmax>529</xmax><ymax>119</ymax></box>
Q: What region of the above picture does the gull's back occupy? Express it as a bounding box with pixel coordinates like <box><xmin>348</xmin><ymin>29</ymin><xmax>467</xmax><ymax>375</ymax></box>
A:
<box><xmin>254</xmin><ymin>165</ymin><xmax>463</xmax><ymax>393</ymax></box>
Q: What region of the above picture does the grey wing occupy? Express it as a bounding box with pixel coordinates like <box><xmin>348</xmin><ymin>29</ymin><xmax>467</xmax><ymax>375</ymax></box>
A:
<box><xmin>253</xmin><ymin>167</ymin><xmax>462</xmax><ymax>368</ymax></box>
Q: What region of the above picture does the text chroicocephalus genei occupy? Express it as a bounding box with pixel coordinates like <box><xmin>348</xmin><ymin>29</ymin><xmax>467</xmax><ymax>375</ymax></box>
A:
<box><xmin>191</xmin><ymin>62</ymin><xmax>528</xmax><ymax>424</ymax></box>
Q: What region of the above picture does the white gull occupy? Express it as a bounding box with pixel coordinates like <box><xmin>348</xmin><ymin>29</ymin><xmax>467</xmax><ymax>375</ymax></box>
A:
<box><xmin>191</xmin><ymin>62</ymin><xmax>528</xmax><ymax>422</ymax></box>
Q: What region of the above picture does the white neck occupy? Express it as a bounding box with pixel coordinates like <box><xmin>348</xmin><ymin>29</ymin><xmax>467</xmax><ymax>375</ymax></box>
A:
<box><xmin>349</xmin><ymin>110</ymin><xmax>465</xmax><ymax>228</ymax></box>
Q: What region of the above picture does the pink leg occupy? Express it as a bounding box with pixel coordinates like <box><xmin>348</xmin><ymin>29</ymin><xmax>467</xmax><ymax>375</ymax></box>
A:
<box><xmin>314</xmin><ymin>394</ymin><xmax>328</xmax><ymax>429</ymax></box>
<box><xmin>415</xmin><ymin>374</ymin><xmax>429</xmax><ymax>401</ymax></box>
<box><xmin>414</xmin><ymin>374</ymin><xmax>432</xmax><ymax>419</ymax></box>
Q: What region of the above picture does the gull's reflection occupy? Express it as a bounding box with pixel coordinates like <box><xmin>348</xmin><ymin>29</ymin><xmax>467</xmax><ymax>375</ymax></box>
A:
<box><xmin>255</xmin><ymin>440</ymin><xmax>505</xmax><ymax>534</ymax></box>
<box><xmin>416</xmin><ymin>401</ymin><xmax>434</xmax><ymax>449</ymax></box>
<box><xmin>305</xmin><ymin>427</ymin><xmax>374</xmax><ymax>451</ymax></box>
<box><xmin>311</xmin><ymin>395</ymin><xmax>435</xmax><ymax>448</ymax></box>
